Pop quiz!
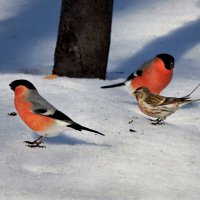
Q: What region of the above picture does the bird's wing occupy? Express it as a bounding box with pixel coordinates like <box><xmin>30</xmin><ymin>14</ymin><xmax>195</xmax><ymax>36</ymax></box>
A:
<box><xmin>26</xmin><ymin>90</ymin><xmax>104</xmax><ymax>136</ymax></box>
<box><xmin>32</xmin><ymin>104</ymin><xmax>104</xmax><ymax>136</ymax></box>
<box><xmin>158</xmin><ymin>97</ymin><xmax>190</xmax><ymax>106</ymax></box>
<box><xmin>126</xmin><ymin>70</ymin><xmax>143</xmax><ymax>81</ymax></box>
<box><xmin>27</xmin><ymin>90</ymin><xmax>74</xmax><ymax>123</ymax></box>
<box><xmin>139</xmin><ymin>59</ymin><xmax>152</xmax><ymax>70</ymax></box>
<box><xmin>126</xmin><ymin>59</ymin><xmax>153</xmax><ymax>82</ymax></box>
<box><xmin>32</xmin><ymin>109</ymin><xmax>74</xmax><ymax>123</ymax></box>
<box><xmin>144</xmin><ymin>93</ymin><xmax>166</xmax><ymax>107</ymax></box>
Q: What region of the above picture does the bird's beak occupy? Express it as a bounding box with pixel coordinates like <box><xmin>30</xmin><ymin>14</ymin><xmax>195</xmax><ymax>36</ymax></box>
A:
<box><xmin>9</xmin><ymin>82</ymin><xmax>14</xmax><ymax>91</ymax></box>
<box><xmin>169</xmin><ymin>61</ymin><xmax>174</xmax><ymax>69</ymax></box>
<box><xmin>132</xmin><ymin>91</ymin><xmax>138</xmax><ymax>95</ymax></box>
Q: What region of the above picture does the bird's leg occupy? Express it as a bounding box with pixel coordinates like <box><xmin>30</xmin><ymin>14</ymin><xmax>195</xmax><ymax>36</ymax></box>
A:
<box><xmin>24</xmin><ymin>136</ymin><xmax>46</xmax><ymax>148</ymax></box>
<box><xmin>151</xmin><ymin>118</ymin><xmax>165</xmax><ymax>125</ymax></box>
<box><xmin>24</xmin><ymin>136</ymin><xmax>44</xmax><ymax>144</ymax></box>
<box><xmin>129</xmin><ymin>119</ymin><xmax>133</xmax><ymax>124</ymax></box>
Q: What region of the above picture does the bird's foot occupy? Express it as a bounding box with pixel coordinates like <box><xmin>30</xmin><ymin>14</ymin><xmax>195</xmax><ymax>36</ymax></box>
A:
<box><xmin>151</xmin><ymin>121</ymin><xmax>165</xmax><ymax>125</ymax></box>
<box><xmin>151</xmin><ymin>119</ymin><xmax>165</xmax><ymax>125</ymax></box>
<box><xmin>129</xmin><ymin>120</ymin><xmax>133</xmax><ymax>124</ymax></box>
<box><xmin>24</xmin><ymin>140</ymin><xmax>43</xmax><ymax>144</ymax></box>
<box><xmin>24</xmin><ymin>141</ymin><xmax>46</xmax><ymax>148</ymax></box>
<box><xmin>27</xmin><ymin>143</ymin><xmax>46</xmax><ymax>148</ymax></box>
<box><xmin>24</xmin><ymin>136</ymin><xmax>46</xmax><ymax>148</ymax></box>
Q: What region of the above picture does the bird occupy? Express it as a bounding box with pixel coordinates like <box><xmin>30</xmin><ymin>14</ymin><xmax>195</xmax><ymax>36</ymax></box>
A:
<box><xmin>9</xmin><ymin>79</ymin><xmax>104</xmax><ymax>148</ymax></box>
<box><xmin>132</xmin><ymin>84</ymin><xmax>200</xmax><ymax>125</ymax></box>
<box><xmin>101</xmin><ymin>53</ymin><xmax>175</xmax><ymax>94</ymax></box>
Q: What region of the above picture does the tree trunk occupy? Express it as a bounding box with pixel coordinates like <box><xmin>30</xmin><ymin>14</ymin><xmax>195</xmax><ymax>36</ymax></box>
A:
<box><xmin>53</xmin><ymin>0</ymin><xmax>113</xmax><ymax>79</ymax></box>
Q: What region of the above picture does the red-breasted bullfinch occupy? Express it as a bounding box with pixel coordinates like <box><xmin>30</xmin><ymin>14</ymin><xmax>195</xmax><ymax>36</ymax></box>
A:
<box><xmin>132</xmin><ymin>84</ymin><xmax>200</xmax><ymax>125</ymax></box>
<box><xmin>9</xmin><ymin>79</ymin><xmax>104</xmax><ymax>148</ymax></box>
<box><xmin>101</xmin><ymin>53</ymin><xmax>175</xmax><ymax>94</ymax></box>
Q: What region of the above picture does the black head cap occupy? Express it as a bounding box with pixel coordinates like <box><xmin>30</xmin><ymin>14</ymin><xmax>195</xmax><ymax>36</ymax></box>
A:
<box><xmin>9</xmin><ymin>79</ymin><xmax>36</xmax><ymax>91</ymax></box>
<box><xmin>156</xmin><ymin>53</ymin><xmax>175</xmax><ymax>70</ymax></box>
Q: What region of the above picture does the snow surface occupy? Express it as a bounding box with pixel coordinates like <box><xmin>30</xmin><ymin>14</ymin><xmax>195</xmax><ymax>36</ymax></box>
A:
<box><xmin>1</xmin><ymin>0</ymin><xmax>200</xmax><ymax>199</ymax></box>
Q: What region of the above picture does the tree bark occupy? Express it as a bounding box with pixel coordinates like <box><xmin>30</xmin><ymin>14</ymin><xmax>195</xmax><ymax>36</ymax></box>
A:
<box><xmin>53</xmin><ymin>0</ymin><xmax>113</xmax><ymax>79</ymax></box>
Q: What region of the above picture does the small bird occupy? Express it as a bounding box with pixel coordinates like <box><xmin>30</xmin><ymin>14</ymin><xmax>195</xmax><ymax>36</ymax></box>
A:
<box><xmin>9</xmin><ymin>79</ymin><xmax>104</xmax><ymax>148</ymax></box>
<box><xmin>101</xmin><ymin>53</ymin><xmax>174</xmax><ymax>94</ymax></box>
<box><xmin>133</xmin><ymin>85</ymin><xmax>200</xmax><ymax>125</ymax></box>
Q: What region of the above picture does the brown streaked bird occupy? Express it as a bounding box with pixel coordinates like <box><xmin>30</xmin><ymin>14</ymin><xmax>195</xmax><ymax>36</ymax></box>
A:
<box><xmin>133</xmin><ymin>85</ymin><xmax>200</xmax><ymax>125</ymax></box>
<box><xmin>9</xmin><ymin>79</ymin><xmax>104</xmax><ymax>148</ymax></box>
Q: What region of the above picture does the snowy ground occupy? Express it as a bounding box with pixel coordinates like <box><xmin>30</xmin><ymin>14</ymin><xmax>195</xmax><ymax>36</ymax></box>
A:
<box><xmin>1</xmin><ymin>0</ymin><xmax>200</xmax><ymax>200</ymax></box>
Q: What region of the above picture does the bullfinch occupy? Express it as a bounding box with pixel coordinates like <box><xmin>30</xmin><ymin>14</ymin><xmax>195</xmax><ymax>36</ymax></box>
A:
<box><xmin>101</xmin><ymin>53</ymin><xmax>175</xmax><ymax>94</ymax></box>
<box><xmin>9</xmin><ymin>79</ymin><xmax>104</xmax><ymax>148</ymax></box>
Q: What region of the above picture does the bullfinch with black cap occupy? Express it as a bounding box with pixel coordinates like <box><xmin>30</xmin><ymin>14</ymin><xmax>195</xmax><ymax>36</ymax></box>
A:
<box><xmin>101</xmin><ymin>53</ymin><xmax>175</xmax><ymax>95</ymax></box>
<box><xmin>10</xmin><ymin>79</ymin><xmax>104</xmax><ymax>148</ymax></box>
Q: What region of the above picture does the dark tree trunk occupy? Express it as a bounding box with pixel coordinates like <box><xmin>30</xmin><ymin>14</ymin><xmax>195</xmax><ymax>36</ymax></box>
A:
<box><xmin>53</xmin><ymin>0</ymin><xmax>113</xmax><ymax>79</ymax></box>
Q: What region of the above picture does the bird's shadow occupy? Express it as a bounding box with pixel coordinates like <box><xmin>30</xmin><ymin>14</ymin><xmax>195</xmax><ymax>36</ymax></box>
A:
<box><xmin>30</xmin><ymin>133</ymin><xmax>110</xmax><ymax>147</ymax></box>
<box><xmin>107</xmin><ymin>17</ymin><xmax>200</xmax><ymax>80</ymax></box>
<box><xmin>180</xmin><ymin>101</ymin><xmax>200</xmax><ymax>109</ymax></box>
<box><xmin>118</xmin><ymin>100</ymin><xmax>137</xmax><ymax>105</ymax></box>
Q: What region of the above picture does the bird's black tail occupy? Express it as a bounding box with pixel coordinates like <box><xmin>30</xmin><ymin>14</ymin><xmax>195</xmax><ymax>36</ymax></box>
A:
<box><xmin>101</xmin><ymin>82</ymin><xmax>125</xmax><ymax>89</ymax></box>
<box><xmin>68</xmin><ymin>123</ymin><xmax>105</xmax><ymax>136</ymax></box>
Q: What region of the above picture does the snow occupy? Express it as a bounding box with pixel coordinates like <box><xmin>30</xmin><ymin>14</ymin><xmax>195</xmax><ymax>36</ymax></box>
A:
<box><xmin>0</xmin><ymin>0</ymin><xmax>200</xmax><ymax>199</ymax></box>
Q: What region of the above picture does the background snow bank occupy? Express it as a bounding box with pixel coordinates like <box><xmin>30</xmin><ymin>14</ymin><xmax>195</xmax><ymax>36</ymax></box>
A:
<box><xmin>0</xmin><ymin>0</ymin><xmax>200</xmax><ymax>199</ymax></box>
